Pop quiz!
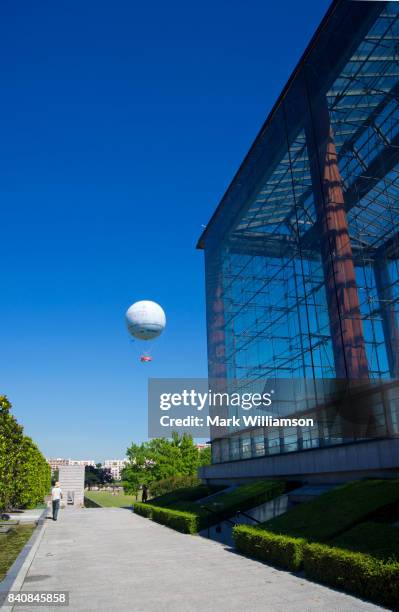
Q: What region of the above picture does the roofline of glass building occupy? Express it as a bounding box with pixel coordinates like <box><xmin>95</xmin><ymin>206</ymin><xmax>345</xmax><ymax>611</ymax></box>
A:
<box><xmin>197</xmin><ymin>0</ymin><xmax>384</xmax><ymax>251</ymax></box>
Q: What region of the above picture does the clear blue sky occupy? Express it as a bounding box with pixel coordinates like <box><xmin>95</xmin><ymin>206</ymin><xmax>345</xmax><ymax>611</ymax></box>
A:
<box><xmin>0</xmin><ymin>0</ymin><xmax>331</xmax><ymax>461</ymax></box>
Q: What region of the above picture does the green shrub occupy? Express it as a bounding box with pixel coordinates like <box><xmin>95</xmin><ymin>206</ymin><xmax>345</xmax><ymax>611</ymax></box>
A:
<box><xmin>233</xmin><ymin>524</ymin><xmax>305</xmax><ymax>571</ymax></box>
<box><xmin>303</xmin><ymin>542</ymin><xmax>399</xmax><ymax>609</ymax></box>
<box><xmin>151</xmin><ymin>506</ymin><xmax>201</xmax><ymax>534</ymax></box>
<box><xmin>0</xmin><ymin>396</ymin><xmax>51</xmax><ymax>512</ymax></box>
<box><xmin>263</xmin><ymin>479</ymin><xmax>399</xmax><ymax>542</ymax></box>
<box><xmin>133</xmin><ymin>502</ymin><xmax>154</xmax><ymax>518</ymax></box>
<box><xmin>332</xmin><ymin>522</ymin><xmax>399</xmax><ymax>561</ymax></box>
<box><xmin>232</xmin><ymin>480</ymin><xmax>399</xmax><ymax>573</ymax></box>
<box><xmin>150</xmin><ymin>484</ymin><xmax>224</xmax><ymax>507</ymax></box>
<box><xmin>167</xmin><ymin>501</ymin><xmax>209</xmax><ymax>529</ymax></box>
<box><xmin>12</xmin><ymin>436</ymin><xmax>51</xmax><ymax>509</ymax></box>
<box><xmin>149</xmin><ymin>475</ymin><xmax>201</xmax><ymax>498</ymax></box>
<box><xmin>134</xmin><ymin>501</ymin><xmax>207</xmax><ymax>532</ymax></box>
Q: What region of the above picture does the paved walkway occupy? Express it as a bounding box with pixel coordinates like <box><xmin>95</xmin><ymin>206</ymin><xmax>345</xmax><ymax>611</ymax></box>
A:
<box><xmin>13</xmin><ymin>507</ymin><xmax>384</xmax><ymax>612</ymax></box>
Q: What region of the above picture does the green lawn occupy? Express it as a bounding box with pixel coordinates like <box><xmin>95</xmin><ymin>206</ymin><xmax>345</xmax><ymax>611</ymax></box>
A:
<box><xmin>261</xmin><ymin>479</ymin><xmax>399</xmax><ymax>542</ymax></box>
<box><xmin>84</xmin><ymin>490</ymin><xmax>139</xmax><ymax>508</ymax></box>
<box><xmin>0</xmin><ymin>524</ymin><xmax>35</xmax><ymax>581</ymax></box>
<box><xmin>332</xmin><ymin>522</ymin><xmax>399</xmax><ymax>561</ymax></box>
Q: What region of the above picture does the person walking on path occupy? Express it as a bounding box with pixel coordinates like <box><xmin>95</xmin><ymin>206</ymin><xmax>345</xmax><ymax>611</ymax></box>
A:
<box><xmin>51</xmin><ymin>481</ymin><xmax>63</xmax><ymax>521</ymax></box>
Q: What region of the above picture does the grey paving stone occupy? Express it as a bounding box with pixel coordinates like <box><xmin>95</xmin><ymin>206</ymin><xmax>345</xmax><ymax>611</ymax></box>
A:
<box><xmin>13</xmin><ymin>507</ymin><xmax>386</xmax><ymax>612</ymax></box>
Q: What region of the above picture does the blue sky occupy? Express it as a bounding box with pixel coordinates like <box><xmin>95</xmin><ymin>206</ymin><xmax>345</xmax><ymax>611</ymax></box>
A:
<box><xmin>0</xmin><ymin>0</ymin><xmax>331</xmax><ymax>461</ymax></box>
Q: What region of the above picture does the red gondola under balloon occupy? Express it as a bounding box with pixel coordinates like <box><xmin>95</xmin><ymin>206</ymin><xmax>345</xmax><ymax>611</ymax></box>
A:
<box><xmin>140</xmin><ymin>355</ymin><xmax>153</xmax><ymax>363</ymax></box>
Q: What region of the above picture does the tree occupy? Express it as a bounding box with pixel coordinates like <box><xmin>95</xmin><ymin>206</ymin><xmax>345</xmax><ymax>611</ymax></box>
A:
<box><xmin>198</xmin><ymin>446</ymin><xmax>211</xmax><ymax>467</ymax></box>
<box><xmin>123</xmin><ymin>433</ymin><xmax>207</xmax><ymax>495</ymax></box>
<box><xmin>120</xmin><ymin>466</ymin><xmax>141</xmax><ymax>499</ymax></box>
<box><xmin>0</xmin><ymin>396</ymin><xmax>24</xmax><ymax>511</ymax></box>
<box><xmin>122</xmin><ymin>442</ymin><xmax>154</xmax><ymax>495</ymax></box>
<box><xmin>51</xmin><ymin>469</ymin><xmax>59</xmax><ymax>486</ymax></box>
<box><xmin>0</xmin><ymin>396</ymin><xmax>50</xmax><ymax>511</ymax></box>
<box><xmin>84</xmin><ymin>464</ymin><xmax>114</xmax><ymax>489</ymax></box>
<box><xmin>85</xmin><ymin>465</ymin><xmax>100</xmax><ymax>490</ymax></box>
<box><xmin>97</xmin><ymin>466</ymin><xmax>113</xmax><ymax>487</ymax></box>
<box><xmin>13</xmin><ymin>436</ymin><xmax>51</xmax><ymax>508</ymax></box>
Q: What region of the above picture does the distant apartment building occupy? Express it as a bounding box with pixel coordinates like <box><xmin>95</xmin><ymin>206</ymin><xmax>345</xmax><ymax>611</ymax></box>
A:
<box><xmin>69</xmin><ymin>459</ymin><xmax>96</xmax><ymax>467</ymax></box>
<box><xmin>103</xmin><ymin>459</ymin><xmax>128</xmax><ymax>481</ymax></box>
<box><xmin>47</xmin><ymin>458</ymin><xmax>69</xmax><ymax>474</ymax></box>
<box><xmin>47</xmin><ymin>458</ymin><xmax>96</xmax><ymax>474</ymax></box>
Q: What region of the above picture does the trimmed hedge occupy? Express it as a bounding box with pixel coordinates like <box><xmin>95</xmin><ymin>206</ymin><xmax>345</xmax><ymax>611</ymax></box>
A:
<box><xmin>233</xmin><ymin>525</ymin><xmax>305</xmax><ymax>572</ymax></box>
<box><xmin>151</xmin><ymin>506</ymin><xmax>201</xmax><ymax>534</ymax></box>
<box><xmin>232</xmin><ymin>479</ymin><xmax>399</xmax><ymax>573</ymax></box>
<box><xmin>134</xmin><ymin>502</ymin><xmax>200</xmax><ymax>532</ymax></box>
<box><xmin>167</xmin><ymin>501</ymin><xmax>208</xmax><ymax>527</ymax></box>
<box><xmin>133</xmin><ymin>502</ymin><xmax>154</xmax><ymax>518</ymax></box>
<box><xmin>264</xmin><ymin>479</ymin><xmax>399</xmax><ymax>543</ymax></box>
<box><xmin>303</xmin><ymin>542</ymin><xmax>399</xmax><ymax>609</ymax></box>
<box><xmin>332</xmin><ymin>522</ymin><xmax>399</xmax><ymax>562</ymax></box>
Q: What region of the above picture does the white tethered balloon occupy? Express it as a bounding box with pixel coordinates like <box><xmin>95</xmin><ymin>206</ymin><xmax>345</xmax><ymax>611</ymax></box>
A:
<box><xmin>125</xmin><ymin>301</ymin><xmax>166</xmax><ymax>362</ymax></box>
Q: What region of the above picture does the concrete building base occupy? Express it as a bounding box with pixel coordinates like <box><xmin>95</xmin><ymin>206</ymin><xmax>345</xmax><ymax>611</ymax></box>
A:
<box><xmin>199</xmin><ymin>438</ymin><xmax>399</xmax><ymax>485</ymax></box>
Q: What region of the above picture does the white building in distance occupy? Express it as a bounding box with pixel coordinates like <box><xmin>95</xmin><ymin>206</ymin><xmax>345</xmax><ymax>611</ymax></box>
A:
<box><xmin>69</xmin><ymin>459</ymin><xmax>96</xmax><ymax>467</ymax></box>
<box><xmin>103</xmin><ymin>459</ymin><xmax>128</xmax><ymax>481</ymax></box>
<box><xmin>47</xmin><ymin>458</ymin><xmax>96</xmax><ymax>474</ymax></box>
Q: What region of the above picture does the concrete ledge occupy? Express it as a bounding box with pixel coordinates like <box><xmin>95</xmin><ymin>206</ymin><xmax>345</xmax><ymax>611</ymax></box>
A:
<box><xmin>0</xmin><ymin>508</ymin><xmax>48</xmax><ymax>611</ymax></box>
<box><xmin>7</xmin><ymin>508</ymin><xmax>47</xmax><ymax>524</ymax></box>
<box><xmin>200</xmin><ymin>438</ymin><xmax>399</xmax><ymax>483</ymax></box>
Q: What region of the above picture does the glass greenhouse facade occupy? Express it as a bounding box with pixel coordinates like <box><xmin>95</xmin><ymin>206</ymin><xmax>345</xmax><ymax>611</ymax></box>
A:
<box><xmin>198</xmin><ymin>0</ymin><xmax>399</xmax><ymax>466</ymax></box>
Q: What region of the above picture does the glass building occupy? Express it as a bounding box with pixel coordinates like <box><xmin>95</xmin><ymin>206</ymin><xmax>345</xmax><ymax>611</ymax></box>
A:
<box><xmin>198</xmin><ymin>0</ymin><xmax>399</xmax><ymax>474</ymax></box>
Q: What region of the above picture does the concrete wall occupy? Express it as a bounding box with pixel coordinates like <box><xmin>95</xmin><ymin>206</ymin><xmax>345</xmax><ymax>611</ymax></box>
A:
<box><xmin>198</xmin><ymin>494</ymin><xmax>290</xmax><ymax>547</ymax></box>
<box><xmin>59</xmin><ymin>465</ymin><xmax>85</xmax><ymax>506</ymax></box>
<box><xmin>199</xmin><ymin>438</ymin><xmax>399</xmax><ymax>484</ymax></box>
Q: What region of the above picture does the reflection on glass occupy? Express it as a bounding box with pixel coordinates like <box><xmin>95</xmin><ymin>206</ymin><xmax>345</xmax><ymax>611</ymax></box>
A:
<box><xmin>203</xmin><ymin>1</ymin><xmax>399</xmax><ymax>463</ymax></box>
